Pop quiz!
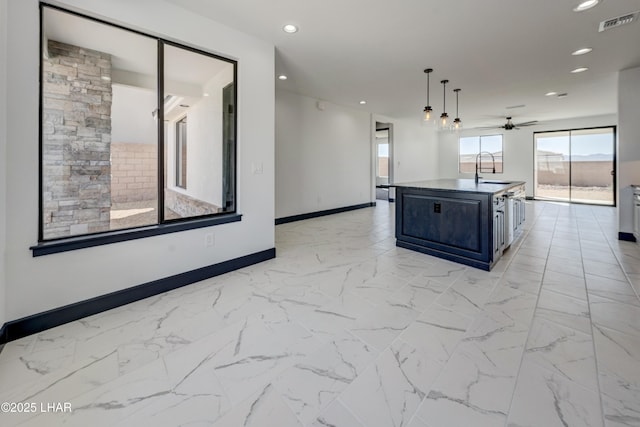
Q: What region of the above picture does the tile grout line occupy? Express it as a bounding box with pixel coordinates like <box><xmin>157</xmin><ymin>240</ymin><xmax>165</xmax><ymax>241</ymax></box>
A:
<box><xmin>579</xmin><ymin>204</ymin><xmax>607</xmax><ymax>427</ymax></box>
<box><xmin>593</xmin><ymin>205</ymin><xmax>640</xmax><ymax>305</ymax></box>
<box><xmin>585</xmin><ymin>203</ymin><xmax>635</xmax><ymax>426</ymax></box>
<box><xmin>417</xmin><ymin>201</ymin><xmax>549</xmax><ymax>426</ymax></box>
<box><xmin>502</xmin><ymin>200</ymin><xmax>557</xmax><ymax>426</ymax></box>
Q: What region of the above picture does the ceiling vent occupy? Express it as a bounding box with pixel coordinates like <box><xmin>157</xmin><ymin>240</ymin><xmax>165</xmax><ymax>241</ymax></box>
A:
<box><xmin>599</xmin><ymin>11</ymin><xmax>639</xmax><ymax>32</ymax></box>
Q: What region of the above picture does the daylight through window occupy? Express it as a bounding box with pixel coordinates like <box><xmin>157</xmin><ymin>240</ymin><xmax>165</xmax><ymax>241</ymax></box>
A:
<box><xmin>459</xmin><ymin>135</ymin><xmax>504</xmax><ymax>174</ymax></box>
<box><xmin>40</xmin><ymin>5</ymin><xmax>237</xmax><ymax>241</ymax></box>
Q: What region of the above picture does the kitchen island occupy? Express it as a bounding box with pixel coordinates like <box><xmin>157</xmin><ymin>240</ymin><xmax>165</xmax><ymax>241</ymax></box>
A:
<box><xmin>394</xmin><ymin>179</ymin><xmax>525</xmax><ymax>271</ymax></box>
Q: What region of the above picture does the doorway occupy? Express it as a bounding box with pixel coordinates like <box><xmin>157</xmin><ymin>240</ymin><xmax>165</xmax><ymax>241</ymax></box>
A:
<box><xmin>534</xmin><ymin>127</ymin><xmax>615</xmax><ymax>205</ymax></box>
<box><xmin>375</xmin><ymin>122</ymin><xmax>393</xmax><ymax>201</ymax></box>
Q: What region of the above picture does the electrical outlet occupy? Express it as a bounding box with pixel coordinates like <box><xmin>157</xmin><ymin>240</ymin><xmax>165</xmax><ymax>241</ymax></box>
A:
<box><xmin>205</xmin><ymin>233</ymin><xmax>215</xmax><ymax>247</ymax></box>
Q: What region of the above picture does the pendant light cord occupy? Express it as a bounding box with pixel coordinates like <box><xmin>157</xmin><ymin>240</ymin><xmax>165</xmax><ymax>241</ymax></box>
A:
<box><xmin>442</xmin><ymin>81</ymin><xmax>447</xmax><ymax>112</ymax></box>
<box><xmin>427</xmin><ymin>73</ymin><xmax>430</xmax><ymax>103</ymax></box>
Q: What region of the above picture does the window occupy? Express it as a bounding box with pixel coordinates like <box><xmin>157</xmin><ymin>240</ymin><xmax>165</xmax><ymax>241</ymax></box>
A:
<box><xmin>459</xmin><ymin>135</ymin><xmax>504</xmax><ymax>174</ymax></box>
<box><xmin>39</xmin><ymin>5</ymin><xmax>237</xmax><ymax>245</ymax></box>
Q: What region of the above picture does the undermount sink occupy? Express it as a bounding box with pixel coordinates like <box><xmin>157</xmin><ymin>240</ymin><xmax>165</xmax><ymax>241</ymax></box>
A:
<box><xmin>480</xmin><ymin>180</ymin><xmax>514</xmax><ymax>184</ymax></box>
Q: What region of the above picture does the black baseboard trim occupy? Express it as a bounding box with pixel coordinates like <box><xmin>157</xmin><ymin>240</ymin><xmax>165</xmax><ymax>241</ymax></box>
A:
<box><xmin>0</xmin><ymin>248</ymin><xmax>276</xmax><ymax>345</ymax></box>
<box><xmin>525</xmin><ymin>196</ymin><xmax>535</xmax><ymax>200</ymax></box>
<box><xmin>618</xmin><ymin>232</ymin><xmax>637</xmax><ymax>242</ymax></box>
<box><xmin>275</xmin><ymin>202</ymin><xmax>376</xmax><ymax>225</ymax></box>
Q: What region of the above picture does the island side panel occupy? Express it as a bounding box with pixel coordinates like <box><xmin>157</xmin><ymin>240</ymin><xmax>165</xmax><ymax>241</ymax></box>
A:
<box><xmin>395</xmin><ymin>187</ymin><xmax>494</xmax><ymax>270</ymax></box>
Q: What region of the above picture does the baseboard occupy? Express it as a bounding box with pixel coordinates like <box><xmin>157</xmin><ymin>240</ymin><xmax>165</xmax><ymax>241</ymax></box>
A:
<box><xmin>618</xmin><ymin>232</ymin><xmax>637</xmax><ymax>242</ymax></box>
<box><xmin>275</xmin><ymin>202</ymin><xmax>376</xmax><ymax>225</ymax></box>
<box><xmin>0</xmin><ymin>248</ymin><xmax>276</xmax><ymax>344</ymax></box>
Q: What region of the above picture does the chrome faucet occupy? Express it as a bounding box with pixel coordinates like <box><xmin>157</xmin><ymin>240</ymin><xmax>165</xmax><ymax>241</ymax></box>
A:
<box><xmin>475</xmin><ymin>151</ymin><xmax>496</xmax><ymax>183</ymax></box>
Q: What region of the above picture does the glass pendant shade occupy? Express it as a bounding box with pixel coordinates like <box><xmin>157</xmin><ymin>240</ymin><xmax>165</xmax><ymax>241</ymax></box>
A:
<box><xmin>438</xmin><ymin>79</ymin><xmax>449</xmax><ymax>130</ymax></box>
<box><xmin>421</xmin><ymin>72</ymin><xmax>463</xmax><ymax>130</ymax></box>
<box><xmin>452</xmin><ymin>88</ymin><xmax>462</xmax><ymax>131</ymax></box>
<box><xmin>423</xmin><ymin>68</ymin><xmax>433</xmax><ymax>122</ymax></box>
<box><xmin>423</xmin><ymin>106</ymin><xmax>432</xmax><ymax>121</ymax></box>
<box><xmin>439</xmin><ymin>113</ymin><xmax>449</xmax><ymax>129</ymax></box>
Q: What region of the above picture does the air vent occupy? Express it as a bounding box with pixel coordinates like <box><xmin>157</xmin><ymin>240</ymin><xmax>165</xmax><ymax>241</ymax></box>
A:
<box><xmin>599</xmin><ymin>11</ymin><xmax>639</xmax><ymax>32</ymax></box>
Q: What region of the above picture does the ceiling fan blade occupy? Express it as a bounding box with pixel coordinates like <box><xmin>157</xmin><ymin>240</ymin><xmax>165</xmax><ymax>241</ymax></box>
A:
<box><xmin>515</xmin><ymin>121</ymin><xmax>538</xmax><ymax>126</ymax></box>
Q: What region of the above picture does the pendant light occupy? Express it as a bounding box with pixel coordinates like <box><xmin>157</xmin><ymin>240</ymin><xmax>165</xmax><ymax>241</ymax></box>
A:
<box><xmin>452</xmin><ymin>88</ymin><xmax>462</xmax><ymax>131</ymax></box>
<box><xmin>439</xmin><ymin>79</ymin><xmax>449</xmax><ymax>130</ymax></box>
<box><xmin>423</xmin><ymin>68</ymin><xmax>433</xmax><ymax>122</ymax></box>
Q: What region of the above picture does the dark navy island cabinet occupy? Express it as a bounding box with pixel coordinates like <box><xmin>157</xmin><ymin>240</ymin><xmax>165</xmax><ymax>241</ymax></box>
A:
<box><xmin>394</xmin><ymin>179</ymin><xmax>525</xmax><ymax>271</ymax></box>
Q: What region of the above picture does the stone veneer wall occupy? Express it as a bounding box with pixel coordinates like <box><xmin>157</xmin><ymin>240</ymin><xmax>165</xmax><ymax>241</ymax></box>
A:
<box><xmin>165</xmin><ymin>189</ymin><xmax>220</xmax><ymax>218</ymax></box>
<box><xmin>111</xmin><ymin>142</ymin><xmax>157</xmax><ymax>203</ymax></box>
<box><xmin>42</xmin><ymin>40</ymin><xmax>112</xmax><ymax>239</ymax></box>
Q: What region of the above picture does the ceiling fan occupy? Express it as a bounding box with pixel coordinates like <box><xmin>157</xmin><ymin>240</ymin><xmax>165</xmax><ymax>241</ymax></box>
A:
<box><xmin>479</xmin><ymin>116</ymin><xmax>538</xmax><ymax>131</ymax></box>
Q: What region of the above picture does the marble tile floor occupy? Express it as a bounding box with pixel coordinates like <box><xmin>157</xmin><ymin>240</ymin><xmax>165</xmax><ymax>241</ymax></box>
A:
<box><xmin>1</xmin><ymin>200</ymin><xmax>640</xmax><ymax>426</ymax></box>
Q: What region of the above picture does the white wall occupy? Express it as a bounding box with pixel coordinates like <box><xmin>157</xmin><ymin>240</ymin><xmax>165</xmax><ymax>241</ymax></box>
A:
<box><xmin>438</xmin><ymin>114</ymin><xmax>617</xmax><ymax>197</ymax></box>
<box><xmin>618</xmin><ymin>67</ymin><xmax>640</xmax><ymax>235</ymax></box>
<box><xmin>274</xmin><ymin>90</ymin><xmax>439</xmax><ymax>219</ymax></box>
<box><xmin>0</xmin><ymin>0</ymin><xmax>8</xmax><ymax>327</ymax></box>
<box><xmin>111</xmin><ymin>84</ymin><xmax>157</xmax><ymax>145</ymax></box>
<box><xmin>4</xmin><ymin>0</ymin><xmax>274</xmax><ymax>321</ymax></box>
<box><xmin>275</xmin><ymin>89</ymin><xmax>371</xmax><ymax>218</ymax></box>
<box><xmin>166</xmin><ymin>66</ymin><xmax>233</xmax><ymax>207</ymax></box>
<box><xmin>187</xmin><ymin>66</ymin><xmax>233</xmax><ymax>206</ymax></box>
<box><xmin>388</xmin><ymin>117</ymin><xmax>440</xmax><ymax>184</ymax></box>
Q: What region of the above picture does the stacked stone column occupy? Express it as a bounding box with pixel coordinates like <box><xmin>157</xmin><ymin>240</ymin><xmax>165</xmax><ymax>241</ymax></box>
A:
<box><xmin>42</xmin><ymin>40</ymin><xmax>112</xmax><ymax>239</ymax></box>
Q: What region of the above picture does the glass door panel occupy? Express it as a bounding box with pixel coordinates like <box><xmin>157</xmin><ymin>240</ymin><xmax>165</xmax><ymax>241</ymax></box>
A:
<box><xmin>535</xmin><ymin>128</ymin><xmax>615</xmax><ymax>205</ymax></box>
<box><xmin>535</xmin><ymin>131</ymin><xmax>571</xmax><ymax>201</ymax></box>
<box><xmin>569</xmin><ymin>128</ymin><xmax>614</xmax><ymax>205</ymax></box>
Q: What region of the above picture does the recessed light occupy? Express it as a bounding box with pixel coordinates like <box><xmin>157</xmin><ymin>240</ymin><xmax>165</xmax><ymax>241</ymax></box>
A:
<box><xmin>573</xmin><ymin>0</ymin><xmax>599</xmax><ymax>12</ymax></box>
<box><xmin>278</xmin><ymin>75</ymin><xmax>288</xmax><ymax>80</ymax></box>
<box><xmin>101</xmin><ymin>76</ymin><xmax>111</xmax><ymax>81</ymax></box>
<box><xmin>203</xmin><ymin>93</ymin><xmax>210</xmax><ymax>97</ymax></box>
<box><xmin>571</xmin><ymin>67</ymin><xmax>589</xmax><ymax>73</ymax></box>
<box><xmin>359</xmin><ymin>100</ymin><xmax>367</xmax><ymax>105</ymax></box>
<box><xmin>545</xmin><ymin>92</ymin><xmax>558</xmax><ymax>96</ymax></box>
<box><xmin>572</xmin><ymin>47</ymin><xmax>593</xmax><ymax>56</ymax></box>
<box><xmin>283</xmin><ymin>24</ymin><xmax>298</xmax><ymax>33</ymax></box>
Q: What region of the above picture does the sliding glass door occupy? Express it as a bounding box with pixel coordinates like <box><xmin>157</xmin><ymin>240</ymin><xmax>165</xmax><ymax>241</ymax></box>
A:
<box><xmin>534</xmin><ymin>127</ymin><xmax>615</xmax><ymax>205</ymax></box>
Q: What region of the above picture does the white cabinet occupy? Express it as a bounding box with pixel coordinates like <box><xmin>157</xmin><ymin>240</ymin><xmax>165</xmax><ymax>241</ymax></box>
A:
<box><xmin>493</xmin><ymin>197</ymin><xmax>505</xmax><ymax>260</ymax></box>
<box><xmin>505</xmin><ymin>184</ymin><xmax>526</xmax><ymax>248</ymax></box>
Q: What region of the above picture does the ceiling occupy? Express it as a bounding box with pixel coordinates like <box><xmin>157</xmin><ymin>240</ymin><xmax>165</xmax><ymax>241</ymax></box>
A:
<box><xmin>164</xmin><ymin>0</ymin><xmax>640</xmax><ymax>128</ymax></box>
